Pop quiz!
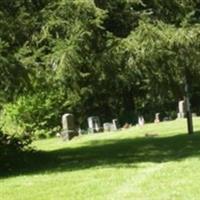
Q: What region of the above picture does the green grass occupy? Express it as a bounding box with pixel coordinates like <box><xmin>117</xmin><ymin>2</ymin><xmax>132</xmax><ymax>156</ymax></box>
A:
<box><xmin>1</xmin><ymin>118</ymin><xmax>200</xmax><ymax>200</ymax></box>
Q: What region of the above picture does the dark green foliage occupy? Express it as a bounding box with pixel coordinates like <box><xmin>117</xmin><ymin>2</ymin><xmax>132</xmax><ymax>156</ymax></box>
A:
<box><xmin>1</xmin><ymin>0</ymin><xmax>200</xmax><ymax>140</ymax></box>
<box><xmin>0</xmin><ymin>129</ymin><xmax>32</xmax><ymax>171</ymax></box>
<box><xmin>95</xmin><ymin>0</ymin><xmax>141</xmax><ymax>37</ymax></box>
<box><xmin>0</xmin><ymin>91</ymin><xmax>63</xmax><ymax>138</ymax></box>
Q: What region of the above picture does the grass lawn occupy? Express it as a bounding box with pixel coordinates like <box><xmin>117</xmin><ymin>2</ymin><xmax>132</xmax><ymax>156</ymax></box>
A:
<box><xmin>1</xmin><ymin>118</ymin><xmax>200</xmax><ymax>200</ymax></box>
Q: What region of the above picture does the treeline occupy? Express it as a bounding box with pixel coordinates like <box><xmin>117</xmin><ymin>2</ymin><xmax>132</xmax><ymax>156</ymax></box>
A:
<box><xmin>0</xmin><ymin>0</ymin><xmax>200</xmax><ymax>138</ymax></box>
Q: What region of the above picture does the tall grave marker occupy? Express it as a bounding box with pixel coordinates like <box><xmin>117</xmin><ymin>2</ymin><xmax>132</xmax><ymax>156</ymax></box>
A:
<box><xmin>87</xmin><ymin>116</ymin><xmax>101</xmax><ymax>133</ymax></box>
<box><xmin>61</xmin><ymin>113</ymin><xmax>78</xmax><ymax>140</ymax></box>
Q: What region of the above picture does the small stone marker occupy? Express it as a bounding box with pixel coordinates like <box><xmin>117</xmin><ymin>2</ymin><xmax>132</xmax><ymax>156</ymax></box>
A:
<box><xmin>112</xmin><ymin>119</ymin><xmax>119</xmax><ymax>131</ymax></box>
<box><xmin>87</xmin><ymin>116</ymin><xmax>101</xmax><ymax>133</ymax></box>
<box><xmin>138</xmin><ymin>116</ymin><xmax>145</xmax><ymax>127</ymax></box>
<box><xmin>177</xmin><ymin>100</ymin><xmax>185</xmax><ymax>118</ymax></box>
<box><xmin>154</xmin><ymin>113</ymin><xmax>160</xmax><ymax>123</ymax></box>
<box><xmin>103</xmin><ymin>123</ymin><xmax>113</xmax><ymax>132</ymax></box>
<box><xmin>61</xmin><ymin>113</ymin><xmax>78</xmax><ymax>140</ymax></box>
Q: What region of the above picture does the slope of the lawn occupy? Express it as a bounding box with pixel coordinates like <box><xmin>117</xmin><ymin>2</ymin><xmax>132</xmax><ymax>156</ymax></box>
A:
<box><xmin>1</xmin><ymin>118</ymin><xmax>200</xmax><ymax>200</ymax></box>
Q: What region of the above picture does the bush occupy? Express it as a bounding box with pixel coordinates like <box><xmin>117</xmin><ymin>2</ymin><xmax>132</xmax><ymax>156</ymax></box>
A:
<box><xmin>0</xmin><ymin>131</ymin><xmax>32</xmax><ymax>152</ymax></box>
<box><xmin>0</xmin><ymin>129</ymin><xmax>32</xmax><ymax>171</ymax></box>
<box><xmin>0</xmin><ymin>91</ymin><xmax>63</xmax><ymax>138</ymax></box>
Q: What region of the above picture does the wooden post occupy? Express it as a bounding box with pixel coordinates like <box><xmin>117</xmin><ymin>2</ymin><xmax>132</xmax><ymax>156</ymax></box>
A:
<box><xmin>184</xmin><ymin>78</ymin><xmax>193</xmax><ymax>134</ymax></box>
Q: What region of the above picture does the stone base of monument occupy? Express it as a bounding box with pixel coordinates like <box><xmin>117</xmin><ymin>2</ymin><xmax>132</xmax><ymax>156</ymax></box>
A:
<box><xmin>177</xmin><ymin>112</ymin><xmax>185</xmax><ymax>119</ymax></box>
<box><xmin>103</xmin><ymin>123</ymin><xmax>118</xmax><ymax>132</ymax></box>
<box><xmin>60</xmin><ymin>130</ymin><xmax>78</xmax><ymax>141</ymax></box>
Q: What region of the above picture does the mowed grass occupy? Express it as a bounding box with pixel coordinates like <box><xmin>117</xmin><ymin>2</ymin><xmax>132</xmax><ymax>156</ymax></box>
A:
<box><xmin>1</xmin><ymin>118</ymin><xmax>200</xmax><ymax>200</ymax></box>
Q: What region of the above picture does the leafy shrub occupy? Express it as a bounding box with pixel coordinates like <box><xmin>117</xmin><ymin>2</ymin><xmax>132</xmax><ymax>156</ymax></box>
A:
<box><xmin>0</xmin><ymin>129</ymin><xmax>32</xmax><ymax>171</ymax></box>
<box><xmin>0</xmin><ymin>91</ymin><xmax>63</xmax><ymax>139</ymax></box>
<box><xmin>0</xmin><ymin>131</ymin><xmax>32</xmax><ymax>152</ymax></box>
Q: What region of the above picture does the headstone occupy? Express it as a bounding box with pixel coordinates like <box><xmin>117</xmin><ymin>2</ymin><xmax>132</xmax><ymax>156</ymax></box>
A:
<box><xmin>138</xmin><ymin>116</ymin><xmax>145</xmax><ymax>126</ymax></box>
<box><xmin>154</xmin><ymin>113</ymin><xmax>160</xmax><ymax>123</ymax></box>
<box><xmin>87</xmin><ymin>116</ymin><xmax>101</xmax><ymax>133</ymax></box>
<box><xmin>112</xmin><ymin>119</ymin><xmax>119</xmax><ymax>131</ymax></box>
<box><xmin>61</xmin><ymin>113</ymin><xmax>78</xmax><ymax>140</ymax></box>
<box><xmin>78</xmin><ymin>128</ymin><xmax>83</xmax><ymax>136</ymax></box>
<box><xmin>103</xmin><ymin>123</ymin><xmax>113</xmax><ymax>132</ymax></box>
<box><xmin>177</xmin><ymin>100</ymin><xmax>185</xmax><ymax>118</ymax></box>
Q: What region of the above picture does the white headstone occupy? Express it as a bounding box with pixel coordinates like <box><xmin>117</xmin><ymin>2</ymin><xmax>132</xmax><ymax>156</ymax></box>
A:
<box><xmin>177</xmin><ymin>100</ymin><xmax>185</xmax><ymax>118</ymax></box>
<box><xmin>87</xmin><ymin>116</ymin><xmax>101</xmax><ymax>133</ymax></box>
<box><xmin>154</xmin><ymin>113</ymin><xmax>160</xmax><ymax>123</ymax></box>
<box><xmin>138</xmin><ymin>116</ymin><xmax>145</xmax><ymax>126</ymax></box>
<box><xmin>112</xmin><ymin>119</ymin><xmax>119</xmax><ymax>131</ymax></box>
<box><xmin>103</xmin><ymin>123</ymin><xmax>113</xmax><ymax>132</ymax></box>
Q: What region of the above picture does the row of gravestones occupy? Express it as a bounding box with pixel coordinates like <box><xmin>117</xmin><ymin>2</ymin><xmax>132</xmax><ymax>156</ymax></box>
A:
<box><xmin>60</xmin><ymin>100</ymin><xmax>197</xmax><ymax>141</ymax></box>
<box><xmin>88</xmin><ymin>117</ymin><xmax>119</xmax><ymax>133</ymax></box>
<box><xmin>60</xmin><ymin>114</ymin><xmax>120</xmax><ymax>141</ymax></box>
<box><xmin>126</xmin><ymin>100</ymin><xmax>188</xmax><ymax>128</ymax></box>
<box><xmin>155</xmin><ymin>100</ymin><xmax>197</xmax><ymax>121</ymax></box>
<box><xmin>154</xmin><ymin>100</ymin><xmax>196</xmax><ymax>122</ymax></box>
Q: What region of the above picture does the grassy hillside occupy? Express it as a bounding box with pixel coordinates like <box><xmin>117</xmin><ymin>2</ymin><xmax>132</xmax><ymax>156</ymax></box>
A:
<box><xmin>1</xmin><ymin>118</ymin><xmax>200</xmax><ymax>200</ymax></box>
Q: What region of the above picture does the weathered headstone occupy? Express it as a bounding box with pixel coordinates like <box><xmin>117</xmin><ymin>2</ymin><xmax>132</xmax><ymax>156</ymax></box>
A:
<box><xmin>103</xmin><ymin>123</ymin><xmax>113</xmax><ymax>132</ymax></box>
<box><xmin>154</xmin><ymin>113</ymin><xmax>160</xmax><ymax>123</ymax></box>
<box><xmin>61</xmin><ymin>113</ymin><xmax>78</xmax><ymax>140</ymax></box>
<box><xmin>177</xmin><ymin>100</ymin><xmax>185</xmax><ymax>118</ymax></box>
<box><xmin>78</xmin><ymin>128</ymin><xmax>83</xmax><ymax>136</ymax></box>
<box><xmin>138</xmin><ymin>116</ymin><xmax>145</xmax><ymax>126</ymax></box>
<box><xmin>112</xmin><ymin>119</ymin><xmax>119</xmax><ymax>131</ymax></box>
<box><xmin>87</xmin><ymin>116</ymin><xmax>101</xmax><ymax>133</ymax></box>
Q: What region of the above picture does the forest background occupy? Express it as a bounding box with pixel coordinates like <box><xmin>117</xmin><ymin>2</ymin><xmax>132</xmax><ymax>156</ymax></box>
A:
<box><xmin>1</xmin><ymin>0</ymin><xmax>200</xmax><ymax>140</ymax></box>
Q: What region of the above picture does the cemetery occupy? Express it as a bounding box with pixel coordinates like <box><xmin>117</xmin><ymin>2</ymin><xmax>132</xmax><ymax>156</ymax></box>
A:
<box><xmin>1</xmin><ymin>1</ymin><xmax>200</xmax><ymax>200</ymax></box>
<box><xmin>58</xmin><ymin>99</ymin><xmax>195</xmax><ymax>141</ymax></box>
<box><xmin>2</xmin><ymin>117</ymin><xmax>200</xmax><ymax>200</ymax></box>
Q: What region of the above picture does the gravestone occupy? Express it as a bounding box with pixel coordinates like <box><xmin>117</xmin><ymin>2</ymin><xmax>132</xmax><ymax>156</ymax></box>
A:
<box><xmin>61</xmin><ymin>113</ymin><xmax>78</xmax><ymax>140</ymax></box>
<box><xmin>154</xmin><ymin>113</ymin><xmax>160</xmax><ymax>123</ymax></box>
<box><xmin>103</xmin><ymin>123</ymin><xmax>113</xmax><ymax>132</ymax></box>
<box><xmin>87</xmin><ymin>116</ymin><xmax>101</xmax><ymax>133</ymax></box>
<box><xmin>177</xmin><ymin>100</ymin><xmax>185</xmax><ymax>118</ymax></box>
<box><xmin>112</xmin><ymin>119</ymin><xmax>119</xmax><ymax>131</ymax></box>
<box><xmin>138</xmin><ymin>116</ymin><xmax>145</xmax><ymax>127</ymax></box>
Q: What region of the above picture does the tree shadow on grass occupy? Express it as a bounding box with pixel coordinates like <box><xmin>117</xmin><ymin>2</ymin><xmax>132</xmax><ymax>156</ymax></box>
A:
<box><xmin>1</xmin><ymin>132</ymin><xmax>200</xmax><ymax>178</ymax></box>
